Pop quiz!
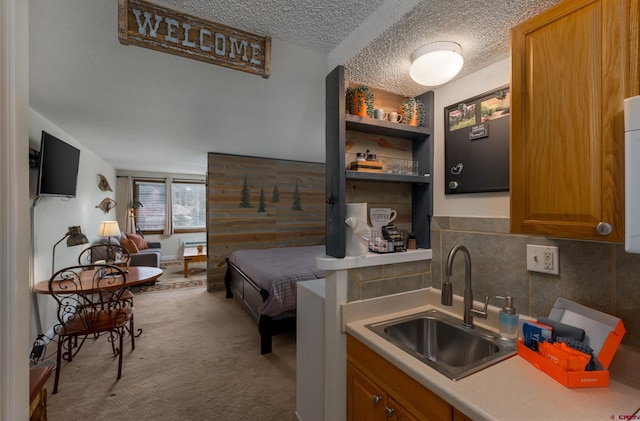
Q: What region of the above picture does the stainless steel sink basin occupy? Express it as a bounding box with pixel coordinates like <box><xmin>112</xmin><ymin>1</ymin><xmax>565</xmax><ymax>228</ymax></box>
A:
<box><xmin>366</xmin><ymin>309</ymin><xmax>515</xmax><ymax>381</ymax></box>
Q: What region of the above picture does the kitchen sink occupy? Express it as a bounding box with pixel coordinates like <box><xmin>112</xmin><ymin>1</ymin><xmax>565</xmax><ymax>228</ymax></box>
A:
<box><xmin>366</xmin><ymin>309</ymin><xmax>516</xmax><ymax>381</ymax></box>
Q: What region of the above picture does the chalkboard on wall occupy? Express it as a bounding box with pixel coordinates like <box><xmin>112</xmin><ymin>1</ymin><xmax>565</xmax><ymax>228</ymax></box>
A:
<box><xmin>444</xmin><ymin>85</ymin><xmax>510</xmax><ymax>194</ymax></box>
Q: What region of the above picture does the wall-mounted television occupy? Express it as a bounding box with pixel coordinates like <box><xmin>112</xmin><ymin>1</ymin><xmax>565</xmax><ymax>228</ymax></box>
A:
<box><xmin>36</xmin><ymin>131</ymin><xmax>80</xmax><ymax>198</ymax></box>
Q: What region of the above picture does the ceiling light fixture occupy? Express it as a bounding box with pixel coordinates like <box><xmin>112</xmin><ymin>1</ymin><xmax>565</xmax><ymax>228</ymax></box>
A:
<box><xmin>409</xmin><ymin>41</ymin><xmax>464</xmax><ymax>86</ymax></box>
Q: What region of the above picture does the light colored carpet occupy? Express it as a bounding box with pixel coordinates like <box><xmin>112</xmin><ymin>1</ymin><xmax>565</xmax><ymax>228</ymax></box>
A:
<box><xmin>130</xmin><ymin>260</ymin><xmax>208</xmax><ymax>293</ymax></box>
<box><xmin>42</xmin><ymin>287</ymin><xmax>298</xmax><ymax>420</ymax></box>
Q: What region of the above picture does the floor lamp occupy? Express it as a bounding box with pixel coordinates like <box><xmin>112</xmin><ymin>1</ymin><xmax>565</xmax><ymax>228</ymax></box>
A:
<box><xmin>98</xmin><ymin>221</ymin><xmax>121</xmax><ymax>262</ymax></box>
<box><xmin>51</xmin><ymin>226</ymin><xmax>89</xmax><ymax>274</ymax></box>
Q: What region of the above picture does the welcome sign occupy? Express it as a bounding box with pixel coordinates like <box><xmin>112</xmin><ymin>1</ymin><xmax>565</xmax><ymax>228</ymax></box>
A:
<box><xmin>118</xmin><ymin>0</ymin><xmax>271</xmax><ymax>78</ymax></box>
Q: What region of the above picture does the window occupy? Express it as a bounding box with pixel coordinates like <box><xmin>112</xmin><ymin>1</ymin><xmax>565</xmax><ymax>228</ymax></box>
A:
<box><xmin>134</xmin><ymin>179</ymin><xmax>205</xmax><ymax>234</ymax></box>
<box><xmin>172</xmin><ymin>182</ymin><xmax>206</xmax><ymax>230</ymax></box>
<box><xmin>135</xmin><ymin>180</ymin><xmax>166</xmax><ymax>232</ymax></box>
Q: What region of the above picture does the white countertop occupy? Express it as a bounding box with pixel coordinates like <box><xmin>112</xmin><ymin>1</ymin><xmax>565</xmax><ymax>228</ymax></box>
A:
<box><xmin>315</xmin><ymin>248</ymin><xmax>432</xmax><ymax>270</ymax></box>
<box><xmin>343</xmin><ymin>289</ymin><xmax>640</xmax><ymax>421</ymax></box>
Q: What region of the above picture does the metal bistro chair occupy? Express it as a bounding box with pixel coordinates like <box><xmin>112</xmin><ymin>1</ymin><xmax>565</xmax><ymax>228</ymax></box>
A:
<box><xmin>49</xmin><ymin>264</ymin><xmax>134</xmax><ymax>394</ymax></box>
<box><xmin>77</xmin><ymin>244</ymin><xmax>131</xmax><ymax>267</ymax></box>
<box><xmin>78</xmin><ymin>245</ymin><xmax>140</xmax><ymax>338</ymax></box>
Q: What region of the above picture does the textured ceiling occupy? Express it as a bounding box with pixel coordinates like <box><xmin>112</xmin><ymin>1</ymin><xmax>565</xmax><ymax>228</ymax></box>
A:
<box><xmin>29</xmin><ymin>0</ymin><xmax>563</xmax><ymax>174</ymax></box>
<box><xmin>158</xmin><ymin>0</ymin><xmax>562</xmax><ymax>97</ymax></box>
<box><xmin>157</xmin><ymin>0</ymin><xmax>389</xmax><ymax>52</ymax></box>
<box><xmin>345</xmin><ymin>0</ymin><xmax>562</xmax><ymax>97</ymax></box>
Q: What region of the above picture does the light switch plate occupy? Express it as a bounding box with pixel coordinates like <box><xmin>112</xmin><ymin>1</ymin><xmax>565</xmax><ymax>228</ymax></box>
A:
<box><xmin>526</xmin><ymin>245</ymin><xmax>559</xmax><ymax>275</ymax></box>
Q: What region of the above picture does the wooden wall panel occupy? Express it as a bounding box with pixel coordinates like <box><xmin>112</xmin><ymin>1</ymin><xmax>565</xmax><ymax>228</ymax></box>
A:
<box><xmin>345</xmin><ymin>131</ymin><xmax>414</xmax><ymax>171</ymax></box>
<box><xmin>346</xmin><ymin>180</ymin><xmax>413</xmax><ymax>230</ymax></box>
<box><xmin>207</xmin><ymin>153</ymin><xmax>326</xmax><ymax>288</ymax></box>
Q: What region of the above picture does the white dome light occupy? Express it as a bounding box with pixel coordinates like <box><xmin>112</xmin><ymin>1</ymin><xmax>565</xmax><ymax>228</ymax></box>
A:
<box><xmin>409</xmin><ymin>42</ymin><xmax>464</xmax><ymax>86</ymax></box>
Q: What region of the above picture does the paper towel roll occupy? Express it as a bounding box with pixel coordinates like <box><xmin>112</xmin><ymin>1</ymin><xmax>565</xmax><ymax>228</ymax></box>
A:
<box><xmin>345</xmin><ymin>203</ymin><xmax>368</xmax><ymax>257</ymax></box>
<box><xmin>346</xmin><ymin>203</ymin><xmax>367</xmax><ymax>221</ymax></box>
<box><xmin>345</xmin><ymin>217</ymin><xmax>369</xmax><ymax>257</ymax></box>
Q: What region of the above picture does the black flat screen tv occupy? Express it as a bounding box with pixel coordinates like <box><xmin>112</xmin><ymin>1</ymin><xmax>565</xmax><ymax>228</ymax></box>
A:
<box><xmin>36</xmin><ymin>131</ymin><xmax>81</xmax><ymax>198</ymax></box>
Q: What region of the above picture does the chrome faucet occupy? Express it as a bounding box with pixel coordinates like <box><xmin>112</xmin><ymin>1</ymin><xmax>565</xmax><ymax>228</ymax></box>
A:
<box><xmin>441</xmin><ymin>244</ymin><xmax>488</xmax><ymax>328</ymax></box>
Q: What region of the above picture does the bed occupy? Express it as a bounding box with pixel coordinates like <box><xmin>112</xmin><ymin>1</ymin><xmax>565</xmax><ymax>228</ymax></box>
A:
<box><xmin>224</xmin><ymin>245</ymin><xmax>325</xmax><ymax>354</ymax></box>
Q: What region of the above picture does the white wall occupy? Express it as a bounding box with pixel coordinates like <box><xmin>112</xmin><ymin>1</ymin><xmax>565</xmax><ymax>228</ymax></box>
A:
<box><xmin>29</xmin><ymin>109</ymin><xmax>118</xmax><ymax>338</ymax></box>
<box><xmin>29</xmin><ymin>0</ymin><xmax>328</xmax><ymax>173</ymax></box>
<box><xmin>433</xmin><ymin>58</ymin><xmax>511</xmax><ymax>217</ymax></box>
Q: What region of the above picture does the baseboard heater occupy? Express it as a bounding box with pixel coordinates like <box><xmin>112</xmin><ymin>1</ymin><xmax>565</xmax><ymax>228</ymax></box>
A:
<box><xmin>181</xmin><ymin>239</ymin><xmax>206</xmax><ymax>248</ymax></box>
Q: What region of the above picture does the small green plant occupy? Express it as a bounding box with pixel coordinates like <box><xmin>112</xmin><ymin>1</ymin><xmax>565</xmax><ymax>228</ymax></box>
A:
<box><xmin>345</xmin><ymin>87</ymin><xmax>356</xmax><ymax>114</ymax></box>
<box><xmin>400</xmin><ymin>97</ymin><xmax>426</xmax><ymax>126</ymax></box>
<box><xmin>345</xmin><ymin>85</ymin><xmax>374</xmax><ymax>117</ymax></box>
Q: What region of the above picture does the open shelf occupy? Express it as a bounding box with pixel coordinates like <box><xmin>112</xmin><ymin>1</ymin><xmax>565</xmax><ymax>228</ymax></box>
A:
<box><xmin>326</xmin><ymin>65</ymin><xmax>434</xmax><ymax>258</ymax></box>
<box><xmin>346</xmin><ymin>170</ymin><xmax>431</xmax><ymax>184</ymax></box>
<box><xmin>345</xmin><ymin>114</ymin><xmax>431</xmax><ymax>140</ymax></box>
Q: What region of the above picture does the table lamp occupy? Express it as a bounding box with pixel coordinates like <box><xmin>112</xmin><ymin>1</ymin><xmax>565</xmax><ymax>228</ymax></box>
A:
<box><xmin>52</xmin><ymin>226</ymin><xmax>89</xmax><ymax>274</ymax></box>
<box><xmin>98</xmin><ymin>221</ymin><xmax>121</xmax><ymax>263</ymax></box>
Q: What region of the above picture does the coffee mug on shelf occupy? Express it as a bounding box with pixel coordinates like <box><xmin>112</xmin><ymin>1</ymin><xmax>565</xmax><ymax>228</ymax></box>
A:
<box><xmin>388</xmin><ymin>111</ymin><xmax>402</xmax><ymax>123</ymax></box>
<box><xmin>369</xmin><ymin>207</ymin><xmax>397</xmax><ymax>229</ymax></box>
<box><xmin>374</xmin><ymin>109</ymin><xmax>388</xmax><ymax>120</ymax></box>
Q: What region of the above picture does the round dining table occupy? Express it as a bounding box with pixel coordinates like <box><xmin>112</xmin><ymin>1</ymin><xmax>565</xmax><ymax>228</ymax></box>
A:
<box><xmin>32</xmin><ymin>266</ymin><xmax>163</xmax><ymax>294</ymax></box>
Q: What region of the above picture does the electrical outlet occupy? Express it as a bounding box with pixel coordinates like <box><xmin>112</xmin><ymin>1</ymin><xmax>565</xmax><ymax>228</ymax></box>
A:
<box><xmin>543</xmin><ymin>251</ymin><xmax>554</xmax><ymax>270</ymax></box>
<box><xmin>526</xmin><ymin>245</ymin><xmax>559</xmax><ymax>274</ymax></box>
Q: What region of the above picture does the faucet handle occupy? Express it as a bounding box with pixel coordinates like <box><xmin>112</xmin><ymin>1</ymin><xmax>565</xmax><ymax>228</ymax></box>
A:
<box><xmin>471</xmin><ymin>295</ymin><xmax>489</xmax><ymax>320</ymax></box>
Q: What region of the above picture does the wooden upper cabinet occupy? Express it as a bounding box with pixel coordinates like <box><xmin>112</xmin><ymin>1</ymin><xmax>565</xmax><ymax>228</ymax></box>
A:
<box><xmin>510</xmin><ymin>0</ymin><xmax>639</xmax><ymax>242</ymax></box>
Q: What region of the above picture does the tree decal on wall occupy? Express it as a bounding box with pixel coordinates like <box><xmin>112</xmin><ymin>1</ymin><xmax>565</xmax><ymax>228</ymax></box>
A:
<box><xmin>272</xmin><ymin>185</ymin><xmax>280</xmax><ymax>203</ymax></box>
<box><xmin>258</xmin><ymin>188</ymin><xmax>266</xmax><ymax>212</ymax></box>
<box><xmin>292</xmin><ymin>180</ymin><xmax>303</xmax><ymax>211</ymax></box>
<box><xmin>239</xmin><ymin>175</ymin><xmax>252</xmax><ymax>208</ymax></box>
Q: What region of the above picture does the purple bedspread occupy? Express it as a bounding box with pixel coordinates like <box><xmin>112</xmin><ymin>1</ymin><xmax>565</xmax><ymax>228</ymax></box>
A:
<box><xmin>228</xmin><ymin>245</ymin><xmax>325</xmax><ymax>317</ymax></box>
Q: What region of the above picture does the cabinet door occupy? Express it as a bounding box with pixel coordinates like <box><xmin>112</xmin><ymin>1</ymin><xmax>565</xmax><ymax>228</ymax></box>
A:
<box><xmin>510</xmin><ymin>0</ymin><xmax>637</xmax><ymax>242</ymax></box>
<box><xmin>386</xmin><ymin>396</ymin><xmax>420</xmax><ymax>421</ymax></box>
<box><xmin>347</xmin><ymin>363</ymin><xmax>387</xmax><ymax>421</ymax></box>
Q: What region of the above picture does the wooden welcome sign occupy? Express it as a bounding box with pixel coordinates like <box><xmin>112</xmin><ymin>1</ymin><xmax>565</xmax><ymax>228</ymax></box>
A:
<box><xmin>118</xmin><ymin>0</ymin><xmax>271</xmax><ymax>78</ymax></box>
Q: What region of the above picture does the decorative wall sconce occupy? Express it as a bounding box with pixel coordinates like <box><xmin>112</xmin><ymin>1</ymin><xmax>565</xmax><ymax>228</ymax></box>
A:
<box><xmin>97</xmin><ymin>174</ymin><xmax>113</xmax><ymax>191</ymax></box>
<box><xmin>96</xmin><ymin>198</ymin><xmax>117</xmax><ymax>213</ymax></box>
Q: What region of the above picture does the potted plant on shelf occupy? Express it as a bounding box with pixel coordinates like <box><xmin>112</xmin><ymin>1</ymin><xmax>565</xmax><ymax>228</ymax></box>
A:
<box><xmin>400</xmin><ymin>97</ymin><xmax>426</xmax><ymax>127</ymax></box>
<box><xmin>345</xmin><ymin>85</ymin><xmax>374</xmax><ymax>118</ymax></box>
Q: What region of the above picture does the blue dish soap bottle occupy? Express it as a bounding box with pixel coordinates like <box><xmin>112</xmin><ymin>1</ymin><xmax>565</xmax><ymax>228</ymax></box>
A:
<box><xmin>496</xmin><ymin>295</ymin><xmax>518</xmax><ymax>347</ymax></box>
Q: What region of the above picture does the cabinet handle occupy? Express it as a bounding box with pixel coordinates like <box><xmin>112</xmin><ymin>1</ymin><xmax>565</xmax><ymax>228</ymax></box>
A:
<box><xmin>385</xmin><ymin>406</ymin><xmax>395</xmax><ymax>417</ymax></box>
<box><xmin>372</xmin><ymin>394</ymin><xmax>382</xmax><ymax>404</ymax></box>
<box><xmin>596</xmin><ymin>222</ymin><xmax>613</xmax><ymax>235</ymax></box>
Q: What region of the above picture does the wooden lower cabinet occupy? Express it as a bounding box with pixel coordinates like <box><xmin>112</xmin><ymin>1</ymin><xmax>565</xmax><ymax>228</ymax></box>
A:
<box><xmin>347</xmin><ymin>335</ymin><xmax>468</xmax><ymax>421</ymax></box>
<box><xmin>348</xmin><ymin>363</ymin><xmax>420</xmax><ymax>421</ymax></box>
<box><xmin>348</xmin><ymin>363</ymin><xmax>388</xmax><ymax>421</ymax></box>
<box><xmin>387</xmin><ymin>396</ymin><xmax>421</xmax><ymax>421</ymax></box>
